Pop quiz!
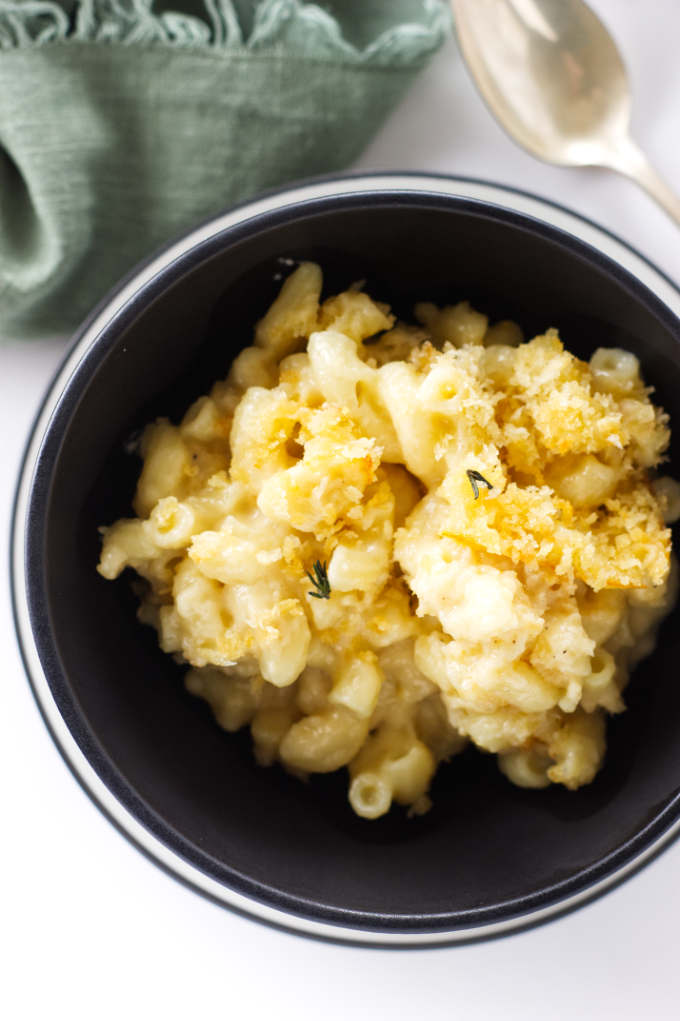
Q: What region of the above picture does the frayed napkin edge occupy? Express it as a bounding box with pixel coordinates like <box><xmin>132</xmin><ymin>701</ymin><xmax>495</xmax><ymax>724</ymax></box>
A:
<box><xmin>0</xmin><ymin>0</ymin><xmax>452</xmax><ymax>65</ymax></box>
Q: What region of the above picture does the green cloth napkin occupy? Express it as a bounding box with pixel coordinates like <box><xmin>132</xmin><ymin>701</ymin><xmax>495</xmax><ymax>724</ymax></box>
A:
<box><xmin>0</xmin><ymin>0</ymin><xmax>450</xmax><ymax>336</ymax></box>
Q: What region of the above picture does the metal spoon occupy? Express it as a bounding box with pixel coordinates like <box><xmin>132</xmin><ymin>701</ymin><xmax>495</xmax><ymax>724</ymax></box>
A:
<box><xmin>452</xmin><ymin>0</ymin><xmax>680</xmax><ymax>227</ymax></box>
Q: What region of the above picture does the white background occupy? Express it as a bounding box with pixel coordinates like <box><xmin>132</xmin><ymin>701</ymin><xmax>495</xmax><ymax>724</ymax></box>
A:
<box><xmin>2</xmin><ymin>2</ymin><xmax>680</xmax><ymax>1018</ymax></box>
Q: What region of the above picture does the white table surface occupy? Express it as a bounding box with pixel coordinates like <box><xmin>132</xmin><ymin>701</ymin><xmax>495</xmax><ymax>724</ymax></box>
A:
<box><xmin>3</xmin><ymin>2</ymin><xmax>680</xmax><ymax>1018</ymax></box>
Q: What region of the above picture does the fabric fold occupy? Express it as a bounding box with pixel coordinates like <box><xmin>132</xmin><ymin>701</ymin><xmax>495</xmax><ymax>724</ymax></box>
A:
<box><xmin>0</xmin><ymin>0</ymin><xmax>450</xmax><ymax>335</ymax></box>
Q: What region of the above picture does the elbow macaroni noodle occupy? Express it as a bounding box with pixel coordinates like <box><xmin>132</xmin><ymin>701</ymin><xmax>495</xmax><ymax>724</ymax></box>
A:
<box><xmin>98</xmin><ymin>263</ymin><xmax>679</xmax><ymax>818</ymax></box>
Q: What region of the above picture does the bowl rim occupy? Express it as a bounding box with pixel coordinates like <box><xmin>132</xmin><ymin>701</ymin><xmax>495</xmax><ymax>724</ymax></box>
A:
<box><xmin>11</xmin><ymin>172</ymin><xmax>680</xmax><ymax>948</ymax></box>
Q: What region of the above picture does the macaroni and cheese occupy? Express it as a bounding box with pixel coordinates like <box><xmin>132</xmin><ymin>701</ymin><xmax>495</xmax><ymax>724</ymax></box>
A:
<box><xmin>98</xmin><ymin>263</ymin><xmax>679</xmax><ymax>818</ymax></box>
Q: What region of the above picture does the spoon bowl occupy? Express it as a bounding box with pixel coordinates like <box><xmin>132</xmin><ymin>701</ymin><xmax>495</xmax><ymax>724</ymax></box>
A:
<box><xmin>453</xmin><ymin>0</ymin><xmax>680</xmax><ymax>226</ymax></box>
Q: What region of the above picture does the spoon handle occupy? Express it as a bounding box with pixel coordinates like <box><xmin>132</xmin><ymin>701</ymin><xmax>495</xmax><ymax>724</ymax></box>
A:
<box><xmin>606</xmin><ymin>136</ymin><xmax>680</xmax><ymax>229</ymax></box>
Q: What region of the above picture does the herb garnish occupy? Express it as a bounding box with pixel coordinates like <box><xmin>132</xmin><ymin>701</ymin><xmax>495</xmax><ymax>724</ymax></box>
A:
<box><xmin>466</xmin><ymin>469</ymin><xmax>493</xmax><ymax>500</ymax></box>
<box><xmin>306</xmin><ymin>560</ymin><xmax>331</xmax><ymax>599</ymax></box>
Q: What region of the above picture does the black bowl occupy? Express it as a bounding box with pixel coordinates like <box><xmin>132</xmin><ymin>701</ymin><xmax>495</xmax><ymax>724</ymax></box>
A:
<box><xmin>12</xmin><ymin>174</ymin><xmax>680</xmax><ymax>947</ymax></box>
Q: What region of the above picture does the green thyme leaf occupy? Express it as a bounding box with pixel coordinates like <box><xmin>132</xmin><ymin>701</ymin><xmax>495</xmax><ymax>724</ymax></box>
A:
<box><xmin>466</xmin><ymin>469</ymin><xmax>493</xmax><ymax>500</ymax></box>
<box><xmin>306</xmin><ymin>560</ymin><xmax>331</xmax><ymax>600</ymax></box>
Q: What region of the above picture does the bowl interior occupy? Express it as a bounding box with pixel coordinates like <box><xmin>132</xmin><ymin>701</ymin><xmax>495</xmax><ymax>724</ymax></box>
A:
<box><xmin>28</xmin><ymin>194</ymin><xmax>680</xmax><ymax>931</ymax></box>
